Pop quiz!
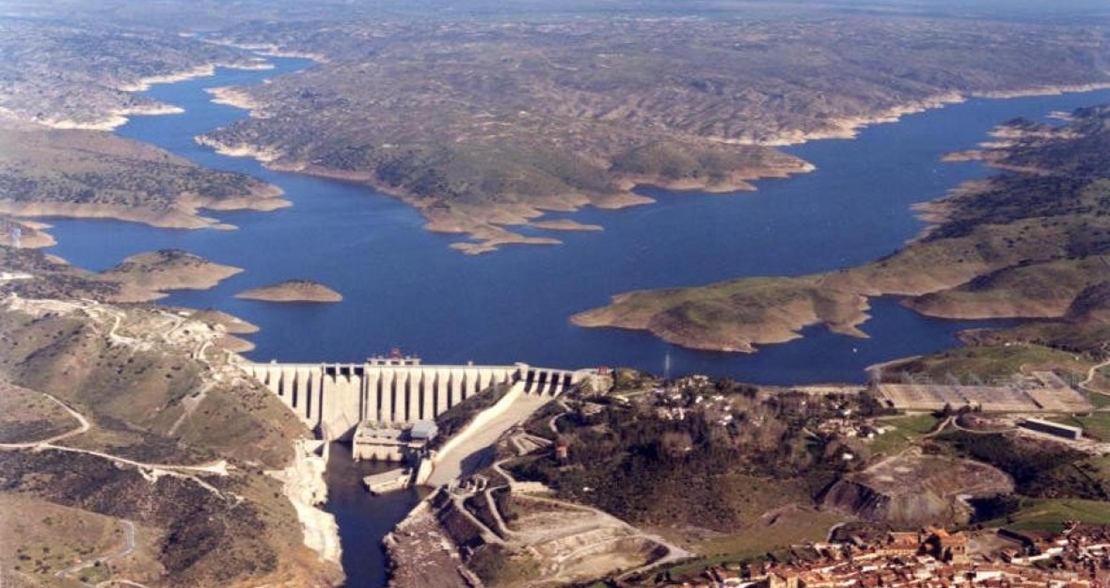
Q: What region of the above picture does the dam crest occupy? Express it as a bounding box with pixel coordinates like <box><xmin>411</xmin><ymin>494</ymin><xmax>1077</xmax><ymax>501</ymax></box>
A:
<box><xmin>244</xmin><ymin>356</ymin><xmax>582</xmax><ymax>441</ymax></box>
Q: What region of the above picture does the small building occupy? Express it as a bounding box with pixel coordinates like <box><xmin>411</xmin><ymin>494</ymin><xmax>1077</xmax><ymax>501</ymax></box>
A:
<box><xmin>554</xmin><ymin>437</ymin><xmax>570</xmax><ymax>461</ymax></box>
<box><xmin>882</xmin><ymin>531</ymin><xmax>923</xmax><ymax>558</ymax></box>
<box><xmin>352</xmin><ymin>420</ymin><xmax>435</xmax><ymax>462</ymax></box>
<box><xmin>1019</xmin><ymin>417</ymin><xmax>1082</xmax><ymax>440</ymax></box>
<box><xmin>924</xmin><ymin>527</ymin><xmax>970</xmax><ymax>565</ymax></box>
<box><xmin>410</xmin><ymin>419</ymin><xmax>438</xmax><ymax>442</ymax></box>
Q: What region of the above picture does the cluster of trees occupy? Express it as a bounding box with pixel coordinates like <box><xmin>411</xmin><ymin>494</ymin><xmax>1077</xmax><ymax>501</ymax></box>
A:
<box><xmin>507</xmin><ymin>380</ymin><xmax>869</xmax><ymax>528</ymax></box>
<box><xmin>1</xmin><ymin>160</ymin><xmax>259</xmax><ymax>207</ymax></box>
<box><xmin>935</xmin><ymin>431</ymin><xmax>1106</xmax><ymax>500</ymax></box>
<box><xmin>929</xmin><ymin>108</ymin><xmax>1110</xmax><ymax>246</ymax></box>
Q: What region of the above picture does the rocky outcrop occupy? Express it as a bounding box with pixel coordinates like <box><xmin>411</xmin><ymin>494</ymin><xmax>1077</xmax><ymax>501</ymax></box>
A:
<box><xmin>820</xmin><ymin>451</ymin><xmax>1013</xmax><ymax>527</ymax></box>
<box><xmin>269</xmin><ymin>439</ymin><xmax>343</xmax><ymax>567</ymax></box>
<box><xmin>821</xmin><ymin>478</ymin><xmax>956</xmax><ymax>527</ymax></box>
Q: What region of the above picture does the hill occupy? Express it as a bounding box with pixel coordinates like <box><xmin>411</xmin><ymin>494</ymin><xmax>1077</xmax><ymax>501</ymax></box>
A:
<box><xmin>99</xmin><ymin>249</ymin><xmax>244</xmax><ymax>302</ymax></box>
<box><xmin>0</xmin><ymin>120</ymin><xmax>288</xmax><ymax>233</ymax></box>
<box><xmin>0</xmin><ymin>245</ymin><xmax>245</xmax><ymax>306</ymax></box>
<box><xmin>196</xmin><ymin>13</ymin><xmax>1110</xmax><ymax>253</ymax></box>
<box><xmin>0</xmin><ymin>248</ymin><xmax>342</xmax><ymax>587</ymax></box>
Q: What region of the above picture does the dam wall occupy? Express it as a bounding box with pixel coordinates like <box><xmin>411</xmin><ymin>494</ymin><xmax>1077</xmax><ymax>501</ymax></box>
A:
<box><xmin>245</xmin><ymin>358</ymin><xmax>579</xmax><ymax>440</ymax></box>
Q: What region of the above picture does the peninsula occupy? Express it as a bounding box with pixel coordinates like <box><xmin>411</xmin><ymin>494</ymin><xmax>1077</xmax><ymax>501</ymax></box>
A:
<box><xmin>0</xmin><ymin>119</ymin><xmax>288</xmax><ymax>234</ymax></box>
<box><xmin>99</xmin><ymin>249</ymin><xmax>243</xmax><ymax>302</ymax></box>
<box><xmin>573</xmin><ymin>104</ymin><xmax>1110</xmax><ymax>356</ymax></box>
<box><xmin>194</xmin><ymin>13</ymin><xmax>1110</xmax><ymax>253</ymax></box>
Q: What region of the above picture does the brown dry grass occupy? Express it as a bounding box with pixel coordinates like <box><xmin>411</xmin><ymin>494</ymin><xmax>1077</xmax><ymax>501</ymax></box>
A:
<box><xmin>0</xmin><ymin>382</ymin><xmax>80</xmax><ymax>443</ymax></box>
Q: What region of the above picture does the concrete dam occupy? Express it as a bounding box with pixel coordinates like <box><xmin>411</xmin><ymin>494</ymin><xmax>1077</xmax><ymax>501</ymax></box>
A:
<box><xmin>244</xmin><ymin>356</ymin><xmax>581</xmax><ymax>440</ymax></box>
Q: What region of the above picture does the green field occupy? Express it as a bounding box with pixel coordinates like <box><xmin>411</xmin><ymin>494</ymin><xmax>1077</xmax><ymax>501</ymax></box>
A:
<box><xmin>887</xmin><ymin>345</ymin><xmax>1091</xmax><ymax>384</ymax></box>
<box><xmin>1050</xmin><ymin>412</ymin><xmax>1110</xmax><ymax>441</ymax></box>
<box><xmin>991</xmin><ymin>498</ymin><xmax>1110</xmax><ymax>532</ymax></box>
<box><xmin>868</xmin><ymin>413</ymin><xmax>941</xmax><ymax>455</ymax></box>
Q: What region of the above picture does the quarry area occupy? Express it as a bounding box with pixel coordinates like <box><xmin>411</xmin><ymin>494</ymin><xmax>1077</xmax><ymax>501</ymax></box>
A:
<box><xmin>385</xmin><ymin>429</ymin><xmax>690</xmax><ymax>588</ymax></box>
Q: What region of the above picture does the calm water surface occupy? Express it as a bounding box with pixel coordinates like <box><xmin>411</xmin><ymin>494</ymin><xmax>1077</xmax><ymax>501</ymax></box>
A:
<box><xmin>36</xmin><ymin>57</ymin><xmax>1110</xmax><ymax>587</ymax></box>
<box><xmin>322</xmin><ymin>443</ymin><xmax>422</xmax><ymax>587</ymax></box>
<box><xmin>44</xmin><ymin>57</ymin><xmax>1110</xmax><ymax>384</ymax></box>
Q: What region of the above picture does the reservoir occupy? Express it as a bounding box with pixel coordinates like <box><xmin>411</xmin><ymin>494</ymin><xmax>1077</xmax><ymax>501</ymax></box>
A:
<box><xmin>42</xmin><ymin>56</ymin><xmax>1110</xmax><ymax>384</ymax></box>
<box><xmin>33</xmin><ymin>56</ymin><xmax>1110</xmax><ymax>587</ymax></box>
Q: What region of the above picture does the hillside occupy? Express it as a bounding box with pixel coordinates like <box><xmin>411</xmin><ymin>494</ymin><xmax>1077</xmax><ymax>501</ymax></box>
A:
<box><xmin>574</xmin><ymin>104</ymin><xmax>1110</xmax><ymax>355</ymax></box>
<box><xmin>0</xmin><ymin>245</ymin><xmax>246</xmax><ymax>307</ymax></box>
<box><xmin>0</xmin><ymin>20</ymin><xmax>270</xmax><ymax>130</ymax></box>
<box><xmin>195</xmin><ymin>14</ymin><xmax>1110</xmax><ymax>253</ymax></box>
<box><xmin>0</xmin><ymin>120</ymin><xmax>288</xmax><ymax>232</ymax></box>
<box><xmin>0</xmin><ymin>248</ymin><xmax>342</xmax><ymax>587</ymax></box>
<box><xmin>99</xmin><ymin>249</ymin><xmax>244</xmax><ymax>302</ymax></box>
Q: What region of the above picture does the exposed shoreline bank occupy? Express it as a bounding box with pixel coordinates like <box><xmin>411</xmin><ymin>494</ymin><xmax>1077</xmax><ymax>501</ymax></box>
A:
<box><xmin>0</xmin><ymin>186</ymin><xmax>290</xmax><ymax>234</ymax></box>
<box><xmin>191</xmin><ymin>76</ymin><xmax>1110</xmax><ymax>254</ymax></box>
<box><xmin>748</xmin><ymin>82</ymin><xmax>1110</xmax><ymax>148</ymax></box>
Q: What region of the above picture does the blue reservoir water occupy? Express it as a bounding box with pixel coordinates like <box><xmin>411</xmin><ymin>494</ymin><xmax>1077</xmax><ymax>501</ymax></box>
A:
<box><xmin>42</xmin><ymin>56</ymin><xmax>1110</xmax><ymax>384</ymax></box>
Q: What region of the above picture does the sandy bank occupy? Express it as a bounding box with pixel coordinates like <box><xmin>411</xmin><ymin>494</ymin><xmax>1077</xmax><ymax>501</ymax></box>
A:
<box><xmin>0</xmin><ymin>176</ymin><xmax>287</xmax><ymax>233</ymax></box>
<box><xmin>1</xmin><ymin>218</ymin><xmax>56</xmax><ymax>248</ymax></box>
<box><xmin>269</xmin><ymin>440</ymin><xmax>343</xmax><ymax>566</ymax></box>
<box><xmin>38</xmin><ymin>58</ymin><xmax>275</xmax><ymax>131</ymax></box>
<box><xmin>205</xmin><ymin>86</ymin><xmax>264</xmax><ymax>111</ymax></box>
<box><xmin>195</xmin><ymin>135</ymin><xmax>284</xmax><ymax>163</ymax></box>
<box><xmin>119</xmin><ymin>64</ymin><xmax>219</xmax><ymax>92</ymax></box>
<box><xmin>37</xmin><ymin>102</ymin><xmax>185</xmax><ymax>132</ymax></box>
<box><xmin>972</xmin><ymin>82</ymin><xmax>1110</xmax><ymax>99</ymax></box>
<box><xmin>531</xmin><ymin>219</ymin><xmax>604</xmax><ymax>232</ymax></box>
<box><xmin>201</xmin><ymin>39</ymin><xmax>329</xmax><ymax>63</ymax></box>
<box><xmin>752</xmin><ymin>82</ymin><xmax>1110</xmax><ymax>148</ymax></box>
<box><xmin>571</xmin><ymin>278</ymin><xmax>871</xmax><ymax>354</ymax></box>
<box><xmin>752</xmin><ymin>92</ymin><xmax>968</xmax><ymax>147</ymax></box>
<box><xmin>101</xmin><ymin>249</ymin><xmax>243</xmax><ymax>294</ymax></box>
<box><xmin>0</xmin><ymin>201</ymin><xmax>228</xmax><ymax>230</ymax></box>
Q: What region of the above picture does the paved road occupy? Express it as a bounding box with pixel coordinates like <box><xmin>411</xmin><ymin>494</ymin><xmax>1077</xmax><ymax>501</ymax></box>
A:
<box><xmin>1080</xmin><ymin>355</ymin><xmax>1110</xmax><ymax>394</ymax></box>
<box><xmin>55</xmin><ymin>520</ymin><xmax>144</xmax><ymax>588</ymax></box>
<box><xmin>426</xmin><ymin>388</ymin><xmax>552</xmax><ymax>486</ymax></box>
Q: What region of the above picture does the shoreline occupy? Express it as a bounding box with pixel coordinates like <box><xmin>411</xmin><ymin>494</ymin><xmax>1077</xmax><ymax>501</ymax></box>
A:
<box><xmin>0</xmin><ymin>186</ymin><xmax>290</xmax><ymax>232</ymax></box>
<box><xmin>184</xmin><ymin>78</ymin><xmax>1110</xmax><ymax>254</ymax></box>
<box><xmin>744</xmin><ymin>82</ymin><xmax>1110</xmax><ymax>148</ymax></box>
<box><xmin>196</xmin><ymin>136</ymin><xmax>816</xmax><ymax>254</ymax></box>
<box><xmin>37</xmin><ymin>58</ymin><xmax>279</xmax><ymax>132</ymax></box>
<box><xmin>38</xmin><ymin>103</ymin><xmax>185</xmax><ymax>132</ymax></box>
<box><xmin>117</xmin><ymin>59</ymin><xmax>275</xmax><ymax>93</ymax></box>
<box><xmin>270</xmin><ymin>440</ymin><xmax>343</xmax><ymax>570</ymax></box>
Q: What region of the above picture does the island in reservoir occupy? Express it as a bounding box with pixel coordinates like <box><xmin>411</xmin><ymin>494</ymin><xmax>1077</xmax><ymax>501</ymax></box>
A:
<box><xmin>236</xmin><ymin>279</ymin><xmax>344</xmax><ymax>303</ymax></box>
